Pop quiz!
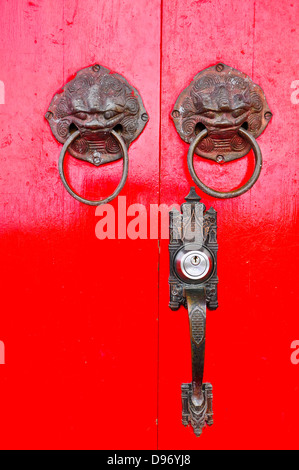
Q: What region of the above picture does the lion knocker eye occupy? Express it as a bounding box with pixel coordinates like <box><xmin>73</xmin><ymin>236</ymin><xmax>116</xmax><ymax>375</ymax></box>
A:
<box><xmin>104</xmin><ymin>110</ymin><xmax>119</xmax><ymax>120</ymax></box>
<box><xmin>232</xmin><ymin>109</ymin><xmax>246</xmax><ymax>118</ymax></box>
<box><xmin>172</xmin><ymin>63</ymin><xmax>272</xmax><ymax>199</ymax></box>
<box><xmin>46</xmin><ymin>64</ymin><xmax>148</xmax><ymax>205</ymax></box>
<box><xmin>75</xmin><ymin>112</ymin><xmax>88</xmax><ymax>120</ymax></box>
<box><xmin>202</xmin><ymin>111</ymin><xmax>216</xmax><ymax>119</ymax></box>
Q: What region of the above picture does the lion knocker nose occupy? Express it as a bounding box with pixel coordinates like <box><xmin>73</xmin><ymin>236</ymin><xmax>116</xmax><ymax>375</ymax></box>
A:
<box><xmin>172</xmin><ymin>63</ymin><xmax>272</xmax><ymax>198</ymax></box>
<box><xmin>46</xmin><ymin>64</ymin><xmax>148</xmax><ymax>205</ymax></box>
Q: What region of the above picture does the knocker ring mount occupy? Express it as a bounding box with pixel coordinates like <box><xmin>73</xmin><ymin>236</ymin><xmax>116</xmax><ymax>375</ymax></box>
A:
<box><xmin>172</xmin><ymin>63</ymin><xmax>272</xmax><ymax>198</ymax></box>
<box><xmin>46</xmin><ymin>64</ymin><xmax>148</xmax><ymax>205</ymax></box>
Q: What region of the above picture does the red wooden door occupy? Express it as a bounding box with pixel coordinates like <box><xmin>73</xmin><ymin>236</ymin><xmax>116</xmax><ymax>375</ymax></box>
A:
<box><xmin>0</xmin><ymin>0</ymin><xmax>161</xmax><ymax>450</ymax></box>
<box><xmin>0</xmin><ymin>0</ymin><xmax>298</xmax><ymax>450</ymax></box>
<box><xmin>158</xmin><ymin>0</ymin><xmax>299</xmax><ymax>450</ymax></box>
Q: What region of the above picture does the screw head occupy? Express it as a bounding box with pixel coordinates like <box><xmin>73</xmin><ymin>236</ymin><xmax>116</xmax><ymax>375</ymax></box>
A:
<box><xmin>216</xmin><ymin>155</ymin><xmax>225</xmax><ymax>163</ymax></box>
<box><xmin>216</xmin><ymin>63</ymin><xmax>224</xmax><ymax>72</ymax></box>
<box><xmin>172</xmin><ymin>110</ymin><xmax>180</xmax><ymax>118</ymax></box>
<box><xmin>93</xmin><ymin>152</ymin><xmax>102</xmax><ymax>165</ymax></box>
<box><xmin>92</xmin><ymin>64</ymin><xmax>101</xmax><ymax>72</ymax></box>
<box><xmin>265</xmin><ymin>112</ymin><xmax>272</xmax><ymax>121</ymax></box>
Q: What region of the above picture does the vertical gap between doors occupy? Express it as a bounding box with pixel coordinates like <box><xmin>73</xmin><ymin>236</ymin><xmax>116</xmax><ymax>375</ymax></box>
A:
<box><xmin>157</xmin><ymin>0</ymin><xmax>164</xmax><ymax>451</ymax></box>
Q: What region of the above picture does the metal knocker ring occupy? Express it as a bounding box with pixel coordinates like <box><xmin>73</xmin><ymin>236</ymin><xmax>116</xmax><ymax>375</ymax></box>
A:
<box><xmin>187</xmin><ymin>127</ymin><xmax>262</xmax><ymax>199</ymax></box>
<box><xmin>59</xmin><ymin>130</ymin><xmax>129</xmax><ymax>206</ymax></box>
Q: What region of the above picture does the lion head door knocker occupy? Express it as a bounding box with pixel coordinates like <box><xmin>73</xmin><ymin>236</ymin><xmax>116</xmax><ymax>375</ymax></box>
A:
<box><xmin>46</xmin><ymin>64</ymin><xmax>148</xmax><ymax>205</ymax></box>
<box><xmin>172</xmin><ymin>63</ymin><xmax>272</xmax><ymax>198</ymax></box>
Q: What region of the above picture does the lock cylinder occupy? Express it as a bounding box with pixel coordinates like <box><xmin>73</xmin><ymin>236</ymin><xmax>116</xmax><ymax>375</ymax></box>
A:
<box><xmin>174</xmin><ymin>245</ymin><xmax>214</xmax><ymax>284</ymax></box>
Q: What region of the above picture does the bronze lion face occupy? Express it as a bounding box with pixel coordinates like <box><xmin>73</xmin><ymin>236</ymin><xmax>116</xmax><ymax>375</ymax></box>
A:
<box><xmin>172</xmin><ymin>63</ymin><xmax>272</xmax><ymax>162</ymax></box>
<box><xmin>46</xmin><ymin>65</ymin><xmax>148</xmax><ymax>166</ymax></box>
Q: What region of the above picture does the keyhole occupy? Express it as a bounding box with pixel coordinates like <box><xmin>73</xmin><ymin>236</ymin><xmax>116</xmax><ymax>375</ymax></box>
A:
<box><xmin>191</xmin><ymin>255</ymin><xmax>200</xmax><ymax>266</ymax></box>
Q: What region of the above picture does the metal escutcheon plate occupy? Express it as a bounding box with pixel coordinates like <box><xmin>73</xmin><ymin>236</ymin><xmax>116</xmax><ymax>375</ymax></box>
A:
<box><xmin>46</xmin><ymin>64</ymin><xmax>148</xmax><ymax>167</ymax></box>
<box><xmin>172</xmin><ymin>63</ymin><xmax>272</xmax><ymax>163</ymax></box>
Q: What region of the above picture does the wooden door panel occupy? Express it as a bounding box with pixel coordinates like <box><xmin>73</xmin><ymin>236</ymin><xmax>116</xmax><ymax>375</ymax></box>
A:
<box><xmin>0</xmin><ymin>0</ymin><xmax>161</xmax><ymax>449</ymax></box>
<box><xmin>0</xmin><ymin>0</ymin><xmax>298</xmax><ymax>450</ymax></box>
<box><xmin>159</xmin><ymin>0</ymin><xmax>299</xmax><ymax>450</ymax></box>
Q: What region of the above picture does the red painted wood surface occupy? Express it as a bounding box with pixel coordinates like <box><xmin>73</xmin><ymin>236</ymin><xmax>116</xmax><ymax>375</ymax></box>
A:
<box><xmin>0</xmin><ymin>0</ymin><xmax>298</xmax><ymax>450</ymax></box>
<box><xmin>158</xmin><ymin>0</ymin><xmax>299</xmax><ymax>450</ymax></box>
<box><xmin>0</xmin><ymin>0</ymin><xmax>161</xmax><ymax>450</ymax></box>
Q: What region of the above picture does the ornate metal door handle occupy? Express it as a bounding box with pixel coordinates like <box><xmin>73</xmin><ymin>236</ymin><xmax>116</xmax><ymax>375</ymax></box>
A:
<box><xmin>46</xmin><ymin>64</ymin><xmax>148</xmax><ymax>205</ymax></box>
<box><xmin>172</xmin><ymin>63</ymin><xmax>272</xmax><ymax>198</ymax></box>
<box><xmin>169</xmin><ymin>187</ymin><xmax>218</xmax><ymax>436</ymax></box>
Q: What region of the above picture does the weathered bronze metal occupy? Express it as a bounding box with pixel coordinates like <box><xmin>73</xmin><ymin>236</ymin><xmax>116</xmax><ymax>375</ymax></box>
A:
<box><xmin>46</xmin><ymin>64</ymin><xmax>148</xmax><ymax>166</ymax></box>
<box><xmin>172</xmin><ymin>63</ymin><xmax>271</xmax><ymax>162</ymax></box>
<box><xmin>172</xmin><ymin>63</ymin><xmax>272</xmax><ymax>198</ymax></box>
<box><xmin>187</xmin><ymin>127</ymin><xmax>262</xmax><ymax>198</ymax></box>
<box><xmin>46</xmin><ymin>64</ymin><xmax>148</xmax><ymax>204</ymax></box>
<box><xmin>58</xmin><ymin>129</ymin><xmax>128</xmax><ymax>206</ymax></box>
<box><xmin>169</xmin><ymin>187</ymin><xmax>218</xmax><ymax>436</ymax></box>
